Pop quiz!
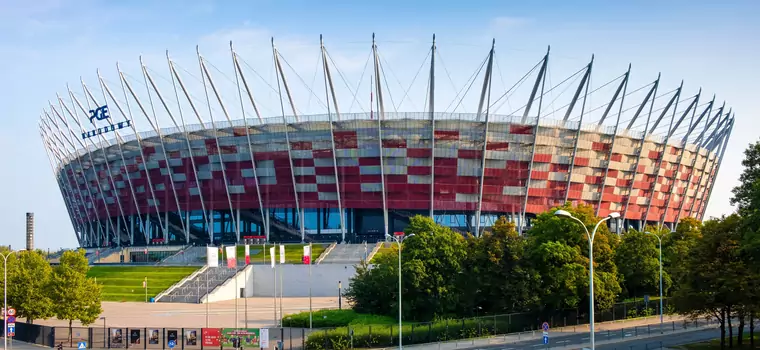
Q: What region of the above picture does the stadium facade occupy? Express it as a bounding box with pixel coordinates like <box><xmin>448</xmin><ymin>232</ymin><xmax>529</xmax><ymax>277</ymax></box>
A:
<box><xmin>39</xmin><ymin>37</ymin><xmax>734</xmax><ymax>248</ymax></box>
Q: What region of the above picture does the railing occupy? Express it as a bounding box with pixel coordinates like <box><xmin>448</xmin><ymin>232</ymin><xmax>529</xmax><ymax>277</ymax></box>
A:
<box><xmin>154</xmin><ymin>264</ymin><xmax>208</xmax><ymax>302</ymax></box>
<box><xmin>315</xmin><ymin>242</ymin><xmax>337</xmax><ymax>265</ymax></box>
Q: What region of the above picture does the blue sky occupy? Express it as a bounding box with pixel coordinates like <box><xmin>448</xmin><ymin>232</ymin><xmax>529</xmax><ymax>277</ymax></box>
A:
<box><xmin>0</xmin><ymin>0</ymin><xmax>758</xmax><ymax>250</ymax></box>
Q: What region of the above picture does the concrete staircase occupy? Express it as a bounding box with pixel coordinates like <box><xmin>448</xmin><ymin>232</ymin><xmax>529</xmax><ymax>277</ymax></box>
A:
<box><xmin>87</xmin><ymin>247</ymin><xmax>121</xmax><ymax>264</ymax></box>
<box><xmin>157</xmin><ymin>266</ymin><xmax>242</xmax><ymax>303</ymax></box>
<box><xmin>318</xmin><ymin>243</ymin><xmax>371</xmax><ymax>264</ymax></box>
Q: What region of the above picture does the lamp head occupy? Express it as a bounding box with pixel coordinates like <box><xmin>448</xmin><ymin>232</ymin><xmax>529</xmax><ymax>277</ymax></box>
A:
<box><xmin>644</xmin><ymin>231</ymin><xmax>652</xmax><ymax>235</ymax></box>
<box><xmin>554</xmin><ymin>209</ymin><xmax>573</xmax><ymax>218</ymax></box>
<box><xmin>608</xmin><ymin>212</ymin><xmax>621</xmax><ymax>219</ymax></box>
<box><xmin>407</xmin><ymin>234</ymin><xmax>415</xmax><ymax>238</ymax></box>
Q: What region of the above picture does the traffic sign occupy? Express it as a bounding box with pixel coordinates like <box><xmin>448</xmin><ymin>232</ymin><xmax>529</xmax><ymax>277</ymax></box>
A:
<box><xmin>7</xmin><ymin>308</ymin><xmax>16</xmax><ymax>316</ymax></box>
<box><xmin>644</xmin><ymin>295</ymin><xmax>650</xmax><ymax>304</ymax></box>
<box><xmin>168</xmin><ymin>340</ymin><xmax>176</xmax><ymax>349</ymax></box>
<box><xmin>7</xmin><ymin>323</ymin><xmax>15</xmax><ymax>328</ymax></box>
<box><xmin>6</xmin><ymin>316</ymin><xmax>15</xmax><ymax>323</ymax></box>
<box><xmin>542</xmin><ymin>335</ymin><xmax>549</xmax><ymax>345</ymax></box>
<box><xmin>78</xmin><ymin>342</ymin><xmax>87</xmax><ymax>350</ymax></box>
<box><xmin>542</xmin><ymin>322</ymin><xmax>550</xmax><ymax>332</ymax></box>
<box><xmin>7</xmin><ymin>325</ymin><xmax>15</xmax><ymax>336</ymax></box>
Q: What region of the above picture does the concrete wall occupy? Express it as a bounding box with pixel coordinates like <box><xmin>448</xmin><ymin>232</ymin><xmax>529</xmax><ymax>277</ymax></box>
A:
<box><xmin>203</xmin><ymin>265</ymin><xmax>254</xmax><ymax>303</ymax></box>
<box><xmin>251</xmin><ymin>264</ymin><xmax>357</xmax><ymax>298</ymax></box>
<box><xmin>202</xmin><ymin>264</ymin><xmax>358</xmax><ymax>302</ymax></box>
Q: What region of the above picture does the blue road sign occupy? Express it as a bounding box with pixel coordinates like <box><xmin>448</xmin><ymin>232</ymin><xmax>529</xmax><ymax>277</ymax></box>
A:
<box><xmin>78</xmin><ymin>342</ymin><xmax>87</xmax><ymax>350</ymax></box>
<box><xmin>7</xmin><ymin>326</ymin><xmax>14</xmax><ymax>334</ymax></box>
<box><xmin>6</xmin><ymin>316</ymin><xmax>15</xmax><ymax>323</ymax></box>
<box><xmin>168</xmin><ymin>340</ymin><xmax>176</xmax><ymax>349</ymax></box>
<box><xmin>542</xmin><ymin>322</ymin><xmax>550</xmax><ymax>332</ymax></box>
<box><xmin>644</xmin><ymin>295</ymin><xmax>650</xmax><ymax>304</ymax></box>
<box><xmin>543</xmin><ymin>335</ymin><xmax>549</xmax><ymax>345</ymax></box>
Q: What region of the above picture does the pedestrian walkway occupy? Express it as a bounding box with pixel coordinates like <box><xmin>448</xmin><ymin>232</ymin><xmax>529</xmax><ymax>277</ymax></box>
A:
<box><xmin>397</xmin><ymin>316</ymin><xmax>714</xmax><ymax>350</ymax></box>
<box><xmin>318</xmin><ymin>243</ymin><xmax>370</xmax><ymax>264</ymax></box>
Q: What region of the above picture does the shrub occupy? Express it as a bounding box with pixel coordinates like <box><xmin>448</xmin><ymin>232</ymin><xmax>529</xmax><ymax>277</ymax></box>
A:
<box><xmin>283</xmin><ymin>309</ymin><xmax>396</xmax><ymax>328</ymax></box>
<box><xmin>305</xmin><ymin>317</ymin><xmax>512</xmax><ymax>349</ymax></box>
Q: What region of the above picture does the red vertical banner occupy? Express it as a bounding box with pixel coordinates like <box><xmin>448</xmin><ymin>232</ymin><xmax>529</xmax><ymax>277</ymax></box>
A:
<box><xmin>244</xmin><ymin>245</ymin><xmax>250</xmax><ymax>265</ymax></box>
<box><xmin>225</xmin><ymin>246</ymin><xmax>237</xmax><ymax>268</ymax></box>
<box><xmin>303</xmin><ymin>245</ymin><xmax>311</xmax><ymax>265</ymax></box>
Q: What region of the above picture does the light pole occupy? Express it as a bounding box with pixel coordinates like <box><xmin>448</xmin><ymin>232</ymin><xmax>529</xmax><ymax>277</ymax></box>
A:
<box><xmin>386</xmin><ymin>233</ymin><xmax>415</xmax><ymax>350</ymax></box>
<box><xmin>2</xmin><ymin>250</ymin><xmax>15</xmax><ymax>350</ymax></box>
<box><xmin>645</xmin><ymin>231</ymin><xmax>665</xmax><ymax>333</ymax></box>
<box><xmin>554</xmin><ymin>210</ymin><xmax>620</xmax><ymax>350</ymax></box>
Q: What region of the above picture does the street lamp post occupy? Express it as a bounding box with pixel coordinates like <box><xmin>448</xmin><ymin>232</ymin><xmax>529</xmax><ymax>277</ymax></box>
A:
<box><xmin>645</xmin><ymin>231</ymin><xmax>665</xmax><ymax>333</ymax></box>
<box><xmin>554</xmin><ymin>210</ymin><xmax>620</xmax><ymax>350</ymax></box>
<box><xmin>386</xmin><ymin>233</ymin><xmax>415</xmax><ymax>350</ymax></box>
<box><xmin>2</xmin><ymin>251</ymin><xmax>15</xmax><ymax>350</ymax></box>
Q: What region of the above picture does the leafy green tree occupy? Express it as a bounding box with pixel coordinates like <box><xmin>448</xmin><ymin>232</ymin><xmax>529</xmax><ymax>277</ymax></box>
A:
<box><xmin>527</xmin><ymin>204</ymin><xmax>622</xmax><ymax>312</ymax></box>
<box><xmin>344</xmin><ymin>252</ymin><xmax>398</xmax><ymax>316</ymax></box>
<box><xmin>662</xmin><ymin>217</ymin><xmax>701</xmax><ymax>295</ymax></box>
<box><xmin>400</xmin><ymin>215</ymin><xmax>468</xmax><ymax>320</ymax></box>
<box><xmin>460</xmin><ymin>217</ymin><xmax>539</xmax><ymax>315</ymax></box>
<box><xmin>8</xmin><ymin>250</ymin><xmax>53</xmax><ymax>323</ymax></box>
<box><xmin>615</xmin><ymin>229</ymin><xmax>669</xmax><ymax>298</ymax></box>
<box><xmin>48</xmin><ymin>250</ymin><xmax>102</xmax><ymax>342</ymax></box>
<box><xmin>672</xmin><ymin>215</ymin><xmax>745</xmax><ymax>349</ymax></box>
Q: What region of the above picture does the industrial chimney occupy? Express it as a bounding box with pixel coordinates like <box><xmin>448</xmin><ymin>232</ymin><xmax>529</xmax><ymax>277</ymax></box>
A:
<box><xmin>25</xmin><ymin>212</ymin><xmax>34</xmax><ymax>251</ymax></box>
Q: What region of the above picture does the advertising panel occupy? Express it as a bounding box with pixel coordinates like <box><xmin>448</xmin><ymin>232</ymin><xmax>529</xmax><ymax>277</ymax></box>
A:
<box><xmin>221</xmin><ymin>328</ymin><xmax>261</xmax><ymax>348</ymax></box>
<box><xmin>202</xmin><ymin>328</ymin><xmax>221</xmax><ymax>347</ymax></box>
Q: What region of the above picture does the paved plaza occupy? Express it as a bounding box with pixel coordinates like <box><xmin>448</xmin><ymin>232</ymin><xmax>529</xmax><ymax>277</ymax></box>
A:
<box><xmin>34</xmin><ymin>297</ymin><xmax>341</xmax><ymax>328</ymax></box>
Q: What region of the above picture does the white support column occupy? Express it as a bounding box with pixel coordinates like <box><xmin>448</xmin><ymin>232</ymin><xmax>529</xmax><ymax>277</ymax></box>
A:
<box><xmin>123</xmin><ymin>59</ymin><xmax>188</xmax><ymax>243</ymax></box>
<box><xmin>474</xmin><ymin>40</ymin><xmax>496</xmax><ymax>237</ymax></box>
<box><xmin>562</xmin><ymin>57</ymin><xmax>595</xmax><ymax>204</ymax></box>
<box><xmin>674</xmin><ymin>105</ymin><xmax>724</xmax><ymax>227</ymax></box>
<box><xmin>594</xmin><ymin>66</ymin><xmax>631</xmax><ymax>215</ymax></box>
<box><xmin>196</xmin><ymin>50</ymin><xmax>241</xmax><ymax>243</ymax></box>
<box><xmin>695</xmin><ymin>118</ymin><xmax>733</xmax><ymax>220</ymax></box>
<box><xmin>93</xmin><ymin>74</ymin><xmax>168</xmax><ymax>243</ymax></box>
<box><xmin>147</xmin><ymin>55</ymin><xmax>213</xmax><ymax>243</ymax></box>
<box><xmin>642</xmin><ymin>88</ymin><xmax>698</xmax><ymax>225</ymax></box>
<box><xmin>518</xmin><ymin>48</ymin><xmax>550</xmax><ymax>236</ymax></box>
<box><xmin>272</xmin><ymin>40</ymin><xmax>303</xmax><ymax>242</ymax></box>
<box><xmin>686</xmin><ymin>112</ymin><xmax>728</xmax><ymax>218</ymax></box>
<box><xmin>619</xmin><ymin>79</ymin><xmax>669</xmax><ymax>222</ymax></box>
<box><xmin>658</xmin><ymin>98</ymin><xmax>714</xmax><ymax>227</ymax></box>
<box><xmin>39</xmin><ymin>125</ymin><xmax>86</xmax><ymax>246</ymax></box>
<box><xmin>372</xmin><ymin>33</ymin><xmax>389</xmax><ymax>238</ymax></box>
<box><xmin>230</xmin><ymin>43</ymin><xmax>269</xmax><ymax>243</ymax></box>
<box><xmin>130</xmin><ymin>215</ymin><xmax>135</xmax><ymax>245</ymax></box>
<box><xmin>428</xmin><ymin>34</ymin><xmax>436</xmax><ymax>219</ymax></box>
<box><xmin>320</xmin><ymin>36</ymin><xmax>347</xmax><ymax>243</ymax></box>
<box><xmin>44</xmin><ymin>111</ymin><xmax>112</xmax><ymax>246</ymax></box>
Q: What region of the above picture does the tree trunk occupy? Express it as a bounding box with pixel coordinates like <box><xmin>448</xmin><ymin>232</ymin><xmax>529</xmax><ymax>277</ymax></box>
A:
<box><xmin>738</xmin><ymin>311</ymin><xmax>745</xmax><ymax>347</ymax></box>
<box><xmin>721</xmin><ymin>308</ymin><xmax>727</xmax><ymax>350</ymax></box>
<box><xmin>728</xmin><ymin>305</ymin><xmax>734</xmax><ymax>348</ymax></box>
<box><xmin>68</xmin><ymin>319</ymin><xmax>73</xmax><ymax>347</ymax></box>
<box><xmin>750</xmin><ymin>313</ymin><xmax>755</xmax><ymax>349</ymax></box>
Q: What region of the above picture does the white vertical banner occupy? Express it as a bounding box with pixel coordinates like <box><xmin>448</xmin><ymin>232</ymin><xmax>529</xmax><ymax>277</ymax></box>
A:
<box><xmin>303</xmin><ymin>245</ymin><xmax>311</xmax><ymax>264</ymax></box>
<box><xmin>270</xmin><ymin>247</ymin><xmax>275</xmax><ymax>268</ymax></box>
<box><xmin>260</xmin><ymin>328</ymin><xmax>269</xmax><ymax>349</ymax></box>
<box><xmin>279</xmin><ymin>244</ymin><xmax>285</xmax><ymax>264</ymax></box>
<box><xmin>225</xmin><ymin>246</ymin><xmax>237</xmax><ymax>268</ymax></box>
<box><xmin>207</xmin><ymin>247</ymin><xmax>219</xmax><ymax>267</ymax></box>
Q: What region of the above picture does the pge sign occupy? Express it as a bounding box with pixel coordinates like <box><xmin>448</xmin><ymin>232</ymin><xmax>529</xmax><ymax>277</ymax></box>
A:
<box><xmin>89</xmin><ymin>105</ymin><xmax>110</xmax><ymax>122</ymax></box>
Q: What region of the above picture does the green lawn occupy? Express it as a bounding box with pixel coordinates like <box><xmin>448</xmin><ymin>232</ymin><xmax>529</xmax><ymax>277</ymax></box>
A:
<box><xmin>675</xmin><ymin>335</ymin><xmax>759</xmax><ymax>350</ymax></box>
<box><xmin>206</xmin><ymin>244</ymin><xmax>328</xmax><ymax>264</ymax></box>
<box><xmin>87</xmin><ymin>266</ymin><xmax>199</xmax><ymax>302</ymax></box>
<box><xmin>370</xmin><ymin>243</ymin><xmax>396</xmax><ymax>262</ymax></box>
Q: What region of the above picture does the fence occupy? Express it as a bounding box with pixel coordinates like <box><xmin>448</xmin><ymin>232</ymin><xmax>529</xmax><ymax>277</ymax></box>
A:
<box><xmin>13</xmin><ymin>298</ymin><xmax>677</xmax><ymax>350</ymax></box>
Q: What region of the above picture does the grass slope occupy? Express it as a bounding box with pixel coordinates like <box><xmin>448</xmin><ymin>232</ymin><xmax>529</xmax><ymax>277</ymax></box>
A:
<box><xmin>283</xmin><ymin>309</ymin><xmax>396</xmax><ymax>328</ymax></box>
<box><xmin>88</xmin><ymin>266</ymin><xmax>199</xmax><ymax>302</ymax></box>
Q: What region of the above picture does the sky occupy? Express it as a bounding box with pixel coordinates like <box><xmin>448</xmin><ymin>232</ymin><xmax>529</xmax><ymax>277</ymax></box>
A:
<box><xmin>0</xmin><ymin>0</ymin><xmax>758</xmax><ymax>250</ymax></box>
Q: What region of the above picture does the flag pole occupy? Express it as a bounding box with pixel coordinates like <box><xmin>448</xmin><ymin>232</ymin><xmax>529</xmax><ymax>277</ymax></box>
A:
<box><xmin>270</xmin><ymin>246</ymin><xmax>276</xmax><ymax>327</ymax></box>
<box><xmin>234</xmin><ymin>245</ymin><xmax>238</xmax><ymax>329</ymax></box>
<box><xmin>309</xmin><ymin>242</ymin><xmax>313</xmax><ymax>329</ymax></box>
<box><xmin>279</xmin><ymin>244</ymin><xmax>284</xmax><ymax>327</ymax></box>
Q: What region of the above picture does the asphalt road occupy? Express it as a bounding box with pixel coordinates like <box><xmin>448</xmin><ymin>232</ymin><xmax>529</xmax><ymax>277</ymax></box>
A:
<box><xmin>471</xmin><ymin>322</ymin><xmax>719</xmax><ymax>350</ymax></box>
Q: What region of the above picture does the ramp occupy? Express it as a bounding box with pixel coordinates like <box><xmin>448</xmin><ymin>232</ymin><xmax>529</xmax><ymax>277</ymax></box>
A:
<box><xmin>157</xmin><ymin>246</ymin><xmax>206</xmax><ymax>266</ymax></box>
<box><xmin>318</xmin><ymin>243</ymin><xmax>370</xmax><ymax>264</ymax></box>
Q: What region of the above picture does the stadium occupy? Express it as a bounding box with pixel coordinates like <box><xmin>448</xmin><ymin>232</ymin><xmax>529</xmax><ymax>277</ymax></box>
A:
<box><xmin>39</xmin><ymin>36</ymin><xmax>734</xmax><ymax>248</ymax></box>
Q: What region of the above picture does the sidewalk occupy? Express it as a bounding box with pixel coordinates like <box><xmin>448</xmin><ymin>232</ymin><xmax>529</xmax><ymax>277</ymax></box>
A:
<box><xmin>396</xmin><ymin>315</ymin><xmax>712</xmax><ymax>350</ymax></box>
